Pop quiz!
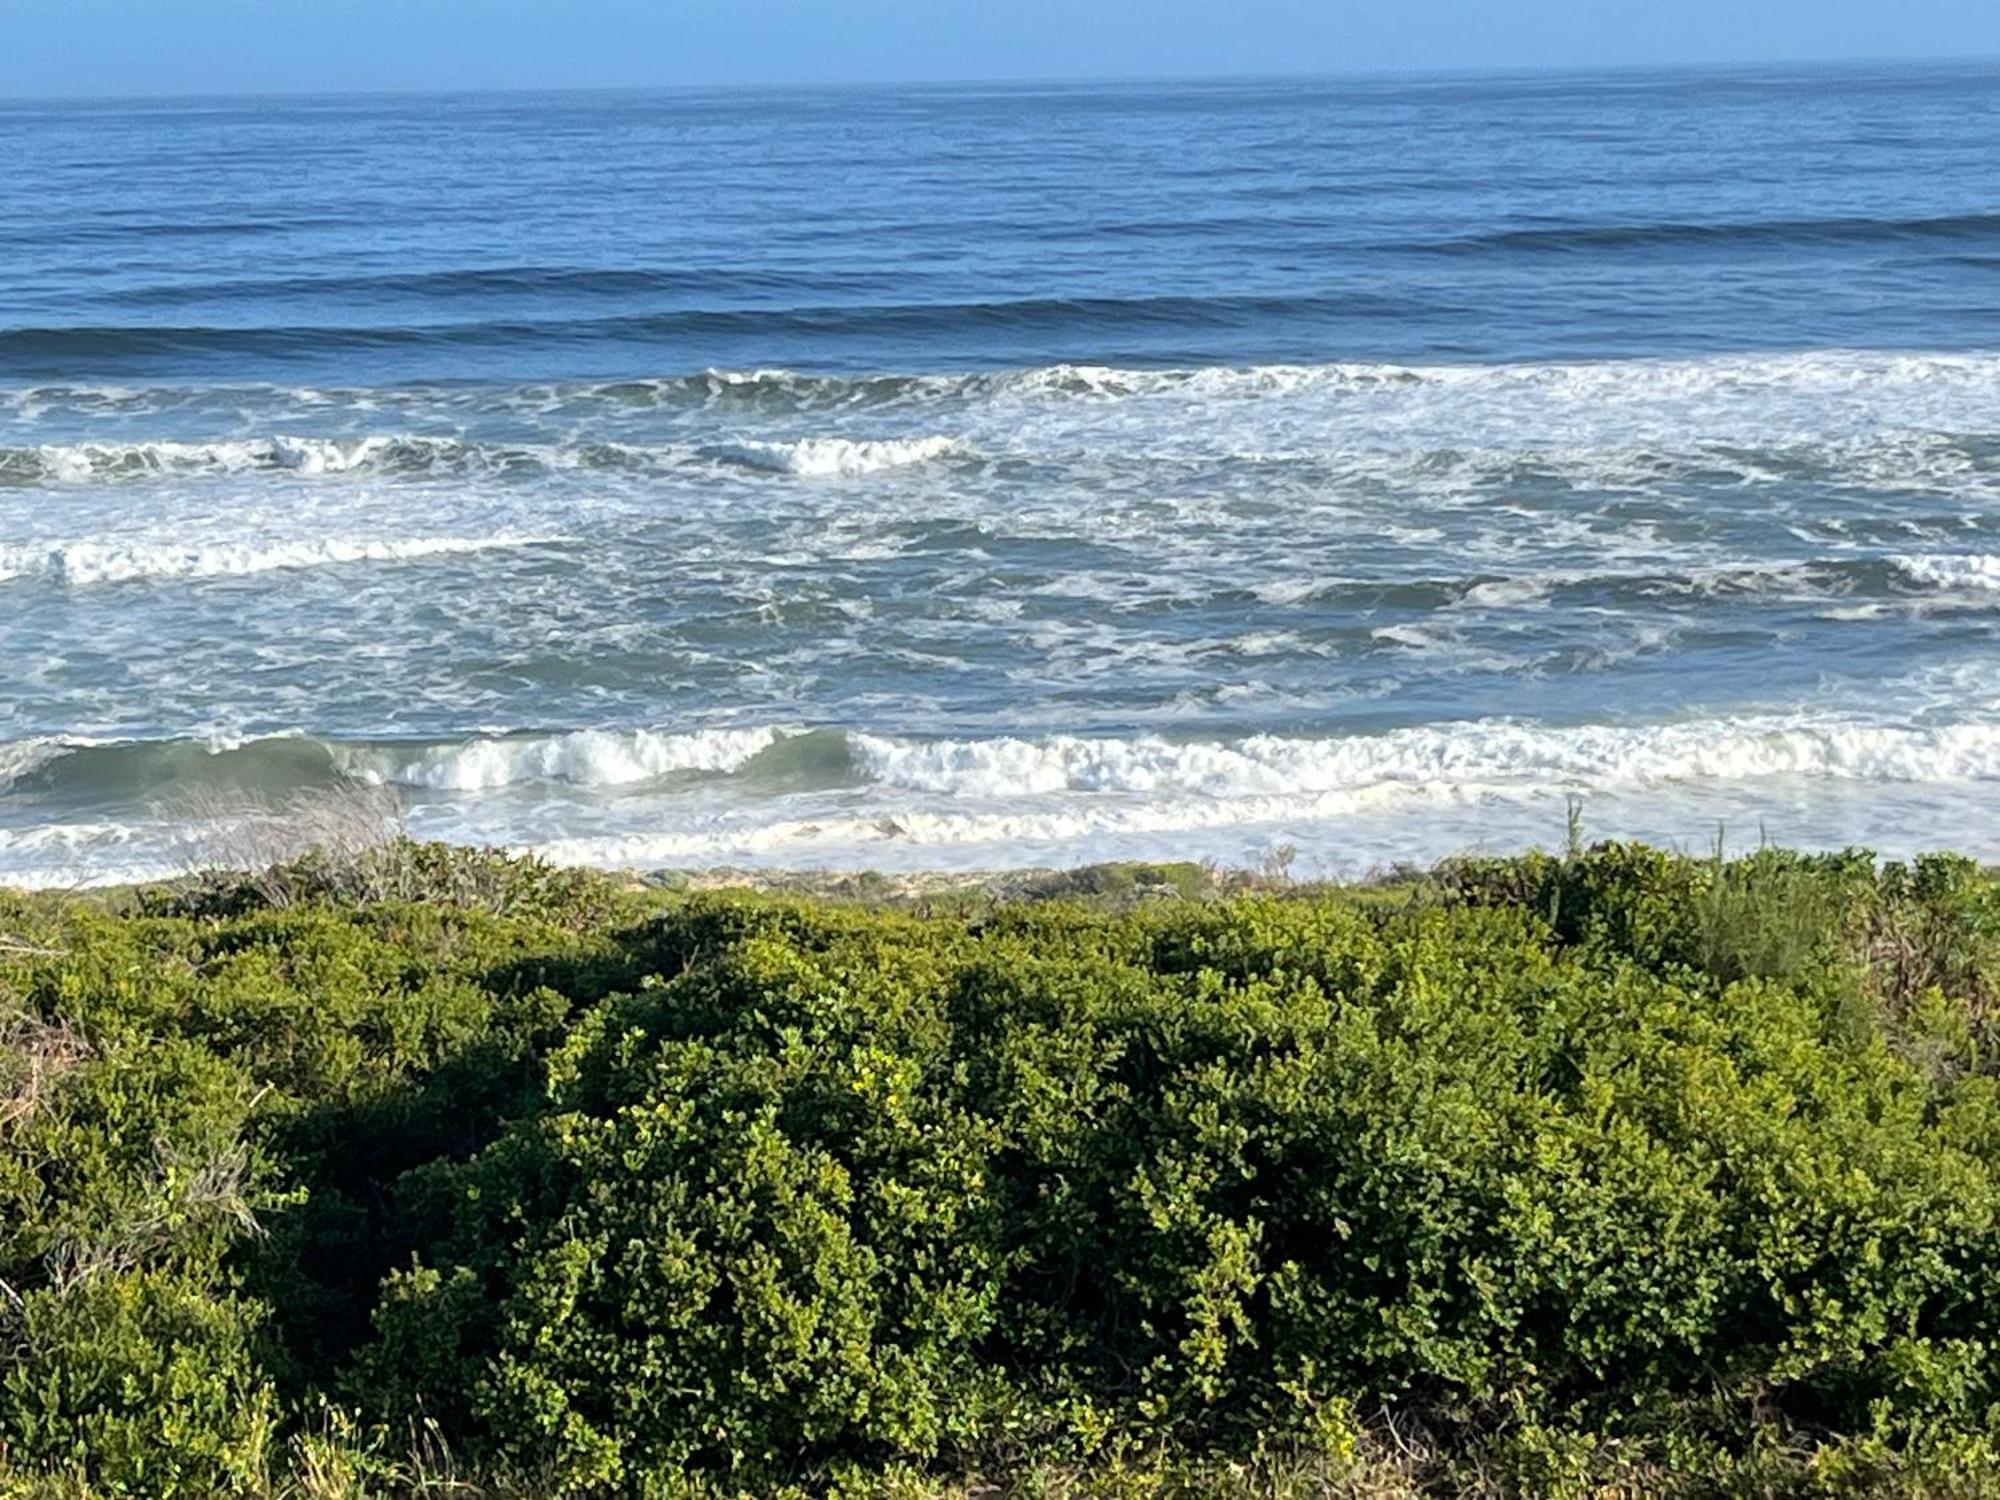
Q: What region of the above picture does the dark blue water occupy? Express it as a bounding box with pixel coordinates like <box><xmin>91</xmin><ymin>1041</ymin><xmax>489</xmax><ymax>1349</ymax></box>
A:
<box><xmin>6</xmin><ymin>62</ymin><xmax>2000</xmax><ymax>884</ymax></box>
<box><xmin>8</xmin><ymin>65</ymin><xmax>2000</xmax><ymax>380</ymax></box>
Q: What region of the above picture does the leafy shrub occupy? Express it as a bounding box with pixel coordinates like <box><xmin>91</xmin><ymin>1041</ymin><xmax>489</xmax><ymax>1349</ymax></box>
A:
<box><xmin>0</xmin><ymin>1270</ymin><xmax>277</xmax><ymax>1496</ymax></box>
<box><xmin>5</xmin><ymin>842</ymin><xmax>2000</xmax><ymax>1494</ymax></box>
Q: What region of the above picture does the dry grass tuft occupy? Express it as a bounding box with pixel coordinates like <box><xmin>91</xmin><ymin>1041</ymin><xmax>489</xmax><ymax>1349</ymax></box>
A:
<box><xmin>167</xmin><ymin>777</ymin><xmax>408</xmax><ymax>904</ymax></box>
<box><xmin>47</xmin><ymin>1138</ymin><xmax>262</xmax><ymax>1289</ymax></box>
<box><xmin>0</xmin><ymin>1014</ymin><xmax>91</xmax><ymax>1132</ymax></box>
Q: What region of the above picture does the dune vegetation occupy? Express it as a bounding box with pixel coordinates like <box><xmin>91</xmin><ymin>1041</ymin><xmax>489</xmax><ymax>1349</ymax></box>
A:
<box><xmin>4</xmin><ymin>837</ymin><xmax>2000</xmax><ymax>1497</ymax></box>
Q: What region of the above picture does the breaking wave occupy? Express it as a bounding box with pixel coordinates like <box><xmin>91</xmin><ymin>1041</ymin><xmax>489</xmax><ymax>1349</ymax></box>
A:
<box><xmin>0</xmin><ymin>434</ymin><xmax>489</xmax><ymax>483</ymax></box>
<box><xmin>1889</xmin><ymin>553</ymin><xmax>2000</xmax><ymax>592</ymax></box>
<box><xmin>848</xmin><ymin>720</ymin><xmax>2000</xmax><ymax>799</ymax></box>
<box><xmin>14</xmin><ymin>348</ymin><xmax>2000</xmax><ymax>424</ymax></box>
<box><xmin>0</xmin><ymin>431</ymin><xmax>974</xmax><ymax>485</ymax></box>
<box><xmin>12</xmin><ymin>715</ymin><xmax>2000</xmax><ymax>804</ymax></box>
<box><xmin>0</xmin><ymin>534</ymin><xmax>560</xmax><ymax>586</ymax></box>
<box><xmin>342</xmin><ymin>727</ymin><xmax>787</xmax><ymax>790</ymax></box>
<box><xmin>706</xmin><ymin>434</ymin><xmax>971</xmax><ymax>477</ymax></box>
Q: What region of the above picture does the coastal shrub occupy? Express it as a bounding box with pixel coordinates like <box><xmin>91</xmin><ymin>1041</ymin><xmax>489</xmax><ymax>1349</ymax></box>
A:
<box><xmin>4</xmin><ymin>845</ymin><xmax>2000</xmax><ymax>1494</ymax></box>
<box><xmin>0</xmin><ymin>1269</ymin><xmax>277</xmax><ymax>1497</ymax></box>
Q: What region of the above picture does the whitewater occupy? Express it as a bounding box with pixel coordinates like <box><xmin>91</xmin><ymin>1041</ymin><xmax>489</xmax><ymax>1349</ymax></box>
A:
<box><xmin>8</xmin><ymin>67</ymin><xmax>2000</xmax><ymax>886</ymax></box>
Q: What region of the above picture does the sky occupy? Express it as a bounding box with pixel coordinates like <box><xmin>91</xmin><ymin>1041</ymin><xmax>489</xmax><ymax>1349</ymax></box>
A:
<box><xmin>4</xmin><ymin>0</ymin><xmax>2000</xmax><ymax>97</ymax></box>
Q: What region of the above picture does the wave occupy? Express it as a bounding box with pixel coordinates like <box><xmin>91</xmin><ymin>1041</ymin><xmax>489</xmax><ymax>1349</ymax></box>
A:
<box><xmin>14</xmin><ymin>715</ymin><xmax>2000</xmax><ymax>805</ymax></box>
<box><xmin>0</xmin><ymin>727</ymin><xmax>833</xmax><ymax>814</ymax></box>
<box><xmin>1889</xmin><ymin>553</ymin><xmax>2000</xmax><ymax>592</ymax></box>
<box><xmin>583</xmin><ymin>358</ymin><xmax>1437</xmax><ymax>411</ymax></box>
<box><xmin>706</xmin><ymin>435</ymin><xmax>970</xmax><ymax>477</ymax></box>
<box><xmin>0</xmin><ymin>434</ymin><xmax>670</xmax><ymax>485</ymax></box>
<box><xmin>12</xmin><ymin>715</ymin><xmax>2000</xmax><ymax>885</ymax></box>
<box><xmin>0</xmin><ymin>820</ymin><xmax>176</xmax><ymax>893</ymax></box>
<box><xmin>1250</xmin><ymin>554</ymin><xmax>2000</xmax><ymax>615</ymax></box>
<box><xmin>10</xmin><ymin>348</ymin><xmax>2000</xmax><ymax>424</ymax></box>
<box><xmin>519</xmin><ymin>717</ymin><xmax>2000</xmax><ymax>866</ymax></box>
<box><xmin>340</xmin><ymin>727</ymin><xmax>787</xmax><ymax>790</ymax></box>
<box><xmin>0</xmin><ymin>434</ymin><xmax>506</xmax><ymax>484</ymax></box>
<box><xmin>849</xmin><ymin>720</ymin><xmax>2000</xmax><ymax>800</ymax></box>
<box><xmin>0</xmin><ymin>534</ymin><xmax>559</xmax><ymax>587</ymax></box>
<box><xmin>0</xmin><ymin>737</ymin><xmax>75</xmax><ymax>787</ymax></box>
<box><xmin>0</xmin><ymin>290</ymin><xmax>1419</xmax><ymax>367</ymax></box>
<box><xmin>90</xmin><ymin>265</ymin><xmax>904</xmax><ymax>309</ymax></box>
<box><xmin>0</xmin><ymin>431</ymin><xmax>977</xmax><ymax>485</ymax></box>
<box><xmin>1411</xmin><ymin>211</ymin><xmax>2000</xmax><ymax>257</ymax></box>
<box><xmin>568</xmin><ymin>356</ymin><xmax>2000</xmax><ymax>444</ymax></box>
<box><xmin>10</xmin><ymin>428</ymin><xmax>1996</xmax><ymax>509</ymax></box>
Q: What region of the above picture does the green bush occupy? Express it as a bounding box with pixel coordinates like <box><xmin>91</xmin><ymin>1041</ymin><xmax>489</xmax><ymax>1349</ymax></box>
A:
<box><xmin>6</xmin><ymin>841</ymin><xmax>2000</xmax><ymax>1495</ymax></box>
<box><xmin>1</xmin><ymin>1270</ymin><xmax>277</xmax><ymax>1497</ymax></box>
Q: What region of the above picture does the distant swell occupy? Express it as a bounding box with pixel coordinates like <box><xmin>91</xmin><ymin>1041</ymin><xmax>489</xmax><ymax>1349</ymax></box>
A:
<box><xmin>90</xmin><ymin>264</ymin><xmax>906</xmax><ymax>307</ymax></box>
<box><xmin>0</xmin><ymin>290</ymin><xmax>1416</xmax><ymax>367</ymax></box>
<box><xmin>1413</xmin><ymin>211</ymin><xmax>2000</xmax><ymax>256</ymax></box>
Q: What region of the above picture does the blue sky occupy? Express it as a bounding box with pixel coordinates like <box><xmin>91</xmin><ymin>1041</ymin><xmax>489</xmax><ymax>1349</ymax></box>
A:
<box><xmin>5</xmin><ymin>0</ymin><xmax>2000</xmax><ymax>96</ymax></box>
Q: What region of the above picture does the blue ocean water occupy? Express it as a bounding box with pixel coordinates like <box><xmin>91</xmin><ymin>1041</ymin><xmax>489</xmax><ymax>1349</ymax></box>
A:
<box><xmin>6</xmin><ymin>63</ymin><xmax>2000</xmax><ymax>883</ymax></box>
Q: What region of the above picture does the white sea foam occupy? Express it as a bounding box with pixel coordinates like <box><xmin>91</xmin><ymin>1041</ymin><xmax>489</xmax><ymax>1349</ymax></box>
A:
<box><xmin>348</xmin><ymin>726</ymin><xmax>785</xmax><ymax>790</ymax></box>
<box><xmin>1891</xmin><ymin>553</ymin><xmax>2000</xmax><ymax>592</ymax></box>
<box><xmin>849</xmin><ymin>719</ymin><xmax>2000</xmax><ymax>802</ymax></box>
<box><xmin>13</xmin><ymin>435</ymin><xmax>478</xmax><ymax>481</ymax></box>
<box><xmin>1370</xmin><ymin>624</ymin><xmax>1451</xmax><ymax>651</ymax></box>
<box><xmin>712</xmin><ymin>435</ymin><xmax>969</xmax><ymax>477</ymax></box>
<box><xmin>1249</xmin><ymin>577</ymin><xmax>1338</xmax><ymax>606</ymax></box>
<box><xmin>12</xmin><ymin>346</ymin><xmax>2000</xmax><ymax>890</ymax></box>
<box><xmin>0</xmin><ymin>534</ymin><xmax>559</xmax><ymax>586</ymax></box>
<box><xmin>961</xmin><ymin>353</ymin><xmax>2000</xmax><ymax>499</ymax></box>
<box><xmin>17</xmin><ymin>714</ymin><xmax>1996</xmax><ymax>813</ymax></box>
<box><xmin>0</xmin><ymin>434</ymin><xmax>726</xmax><ymax>484</ymax></box>
<box><xmin>972</xmin><ymin>350</ymin><xmax>2000</xmax><ymax>411</ymax></box>
<box><xmin>519</xmin><ymin>782</ymin><xmax>1451</xmax><ymax>868</ymax></box>
<box><xmin>0</xmin><ymin>818</ymin><xmax>185</xmax><ymax>891</ymax></box>
<box><xmin>1457</xmin><ymin>576</ymin><xmax>1555</xmax><ymax>609</ymax></box>
<box><xmin>493</xmin><ymin>350</ymin><xmax>2000</xmax><ymax>421</ymax></box>
<box><xmin>0</xmin><ymin>737</ymin><xmax>79</xmax><ymax>787</ymax></box>
<box><xmin>13</xmin><ymin>713</ymin><xmax>2000</xmax><ymax>888</ymax></box>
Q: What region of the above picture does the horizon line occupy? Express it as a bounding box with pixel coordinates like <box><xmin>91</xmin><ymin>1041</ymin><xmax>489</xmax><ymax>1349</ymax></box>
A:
<box><xmin>3</xmin><ymin>49</ymin><xmax>1998</xmax><ymax>108</ymax></box>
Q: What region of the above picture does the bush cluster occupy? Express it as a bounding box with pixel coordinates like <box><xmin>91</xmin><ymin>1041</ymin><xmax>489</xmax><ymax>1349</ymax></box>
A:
<box><xmin>5</xmin><ymin>841</ymin><xmax>2000</xmax><ymax>1496</ymax></box>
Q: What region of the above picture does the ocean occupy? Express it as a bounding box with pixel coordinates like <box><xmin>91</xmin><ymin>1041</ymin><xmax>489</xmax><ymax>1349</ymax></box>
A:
<box><xmin>6</xmin><ymin>63</ymin><xmax>2000</xmax><ymax>886</ymax></box>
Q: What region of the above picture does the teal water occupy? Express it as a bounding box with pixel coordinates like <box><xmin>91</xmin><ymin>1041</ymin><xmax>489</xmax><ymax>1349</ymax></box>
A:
<box><xmin>7</xmin><ymin>64</ymin><xmax>2000</xmax><ymax>883</ymax></box>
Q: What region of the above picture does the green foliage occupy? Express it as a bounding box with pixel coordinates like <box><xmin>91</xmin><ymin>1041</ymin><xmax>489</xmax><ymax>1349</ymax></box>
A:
<box><xmin>1</xmin><ymin>1270</ymin><xmax>277</xmax><ymax>1497</ymax></box>
<box><xmin>8</xmin><ymin>841</ymin><xmax>2000</xmax><ymax>1495</ymax></box>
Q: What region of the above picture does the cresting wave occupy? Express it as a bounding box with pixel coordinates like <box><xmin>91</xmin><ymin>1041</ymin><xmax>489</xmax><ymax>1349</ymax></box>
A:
<box><xmin>0</xmin><ymin>434</ymin><xmax>672</xmax><ymax>484</ymax></box>
<box><xmin>846</xmin><ymin>720</ymin><xmax>2000</xmax><ymax>799</ymax></box>
<box><xmin>0</xmin><ymin>432</ymin><xmax>974</xmax><ymax>485</ymax></box>
<box><xmin>1889</xmin><ymin>553</ymin><xmax>2000</xmax><ymax>592</ymax></box>
<box><xmin>706</xmin><ymin>435</ymin><xmax>972</xmax><ymax>477</ymax></box>
<box><xmin>0</xmin><ymin>434</ymin><xmax>487</xmax><ymax>483</ymax></box>
<box><xmin>0</xmin><ymin>534</ymin><xmax>561</xmax><ymax>587</ymax></box>
<box><xmin>340</xmin><ymin>727</ymin><xmax>787</xmax><ymax>790</ymax></box>
<box><xmin>13</xmin><ymin>347</ymin><xmax>2000</xmax><ymax>422</ymax></box>
<box><xmin>13</xmin><ymin>717</ymin><xmax>2000</xmax><ymax>804</ymax></box>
